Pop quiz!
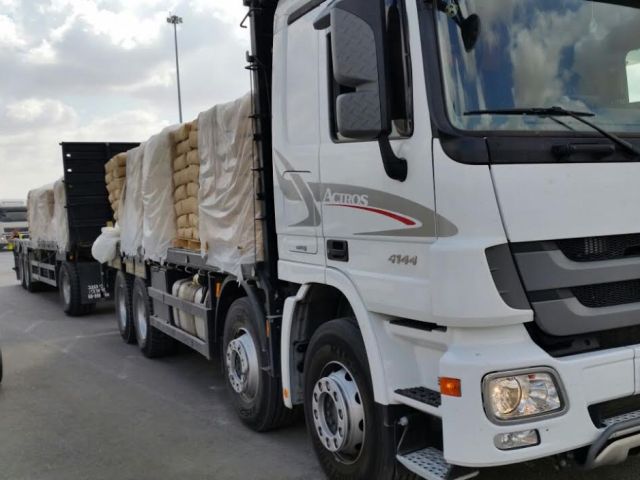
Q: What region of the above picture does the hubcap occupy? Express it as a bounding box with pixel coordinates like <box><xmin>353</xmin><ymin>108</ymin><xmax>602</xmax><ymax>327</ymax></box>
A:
<box><xmin>117</xmin><ymin>282</ymin><xmax>128</xmax><ymax>331</ymax></box>
<box><xmin>61</xmin><ymin>271</ymin><xmax>71</xmax><ymax>305</ymax></box>
<box><xmin>135</xmin><ymin>294</ymin><xmax>148</xmax><ymax>343</ymax></box>
<box><xmin>312</xmin><ymin>363</ymin><xmax>365</xmax><ymax>463</ymax></box>
<box><xmin>226</xmin><ymin>329</ymin><xmax>259</xmax><ymax>402</ymax></box>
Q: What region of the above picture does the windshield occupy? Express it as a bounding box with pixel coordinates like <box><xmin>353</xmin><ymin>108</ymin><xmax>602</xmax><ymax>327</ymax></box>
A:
<box><xmin>436</xmin><ymin>0</ymin><xmax>640</xmax><ymax>133</ymax></box>
<box><xmin>0</xmin><ymin>208</ymin><xmax>27</xmax><ymax>223</ymax></box>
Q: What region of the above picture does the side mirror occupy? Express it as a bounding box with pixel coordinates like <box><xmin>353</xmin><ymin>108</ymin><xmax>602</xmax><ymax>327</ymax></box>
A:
<box><xmin>461</xmin><ymin>14</ymin><xmax>481</xmax><ymax>52</ymax></box>
<box><xmin>315</xmin><ymin>0</ymin><xmax>407</xmax><ymax>182</ymax></box>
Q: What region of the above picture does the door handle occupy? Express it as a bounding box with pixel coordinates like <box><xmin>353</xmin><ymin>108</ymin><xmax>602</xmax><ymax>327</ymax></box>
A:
<box><xmin>327</xmin><ymin>240</ymin><xmax>349</xmax><ymax>262</ymax></box>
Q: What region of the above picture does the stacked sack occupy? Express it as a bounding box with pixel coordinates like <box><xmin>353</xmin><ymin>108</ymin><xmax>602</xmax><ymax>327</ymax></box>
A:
<box><xmin>105</xmin><ymin>153</ymin><xmax>127</xmax><ymax>221</ymax></box>
<box><xmin>172</xmin><ymin>120</ymin><xmax>200</xmax><ymax>245</ymax></box>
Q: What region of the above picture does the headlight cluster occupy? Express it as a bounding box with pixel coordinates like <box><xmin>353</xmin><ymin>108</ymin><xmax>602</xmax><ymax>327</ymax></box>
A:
<box><xmin>484</xmin><ymin>369</ymin><xmax>565</xmax><ymax>422</ymax></box>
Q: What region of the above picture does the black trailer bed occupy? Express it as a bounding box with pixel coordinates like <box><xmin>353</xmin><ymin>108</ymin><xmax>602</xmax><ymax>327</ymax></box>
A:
<box><xmin>61</xmin><ymin>142</ymin><xmax>138</xmax><ymax>251</ymax></box>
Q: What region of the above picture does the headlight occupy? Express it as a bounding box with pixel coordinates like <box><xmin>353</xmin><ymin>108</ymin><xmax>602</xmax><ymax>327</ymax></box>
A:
<box><xmin>483</xmin><ymin>369</ymin><xmax>565</xmax><ymax>422</ymax></box>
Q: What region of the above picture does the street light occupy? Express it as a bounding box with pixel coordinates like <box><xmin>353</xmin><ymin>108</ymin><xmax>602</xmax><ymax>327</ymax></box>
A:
<box><xmin>167</xmin><ymin>14</ymin><xmax>183</xmax><ymax>123</ymax></box>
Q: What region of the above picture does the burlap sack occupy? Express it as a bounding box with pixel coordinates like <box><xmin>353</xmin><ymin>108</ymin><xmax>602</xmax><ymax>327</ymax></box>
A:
<box><xmin>186</xmin><ymin>150</ymin><xmax>199</xmax><ymax>166</ymax></box>
<box><xmin>172</xmin><ymin>124</ymin><xmax>190</xmax><ymax>143</ymax></box>
<box><xmin>115</xmin><ymin>153</ymin><xmax>127</xmax><ymax>167</ymax></box>
<box><xmin>176</xmin><ymin>139</ymin><xmax>191</xmax><ymax>156</ymax></box>
<box><xmin>186</xmin><ymin>182</ymin><xmax>199</xmax><ymax>197</ymax></box>
<box><xmin>173</xmin><ymin>154</ymin><xmax>187</xmax><ymax>172</ymax></box>
<box><xmin>189</xmin><ymin>214</ymin><xmax>199</xmax><ymax>228</ymax></box>
<box><xmin>176</xmin><ymin>215</ymin><xmax>188</xmax><ymax>228</ymax></box>
<box><xmin>189</xmin><ymin>131</ymin><xmax>198</xmax><ymax>149</ymax></box>
<box><xmin>106</xmin><ymin>178</ymin><xmax>124</xmax><ymax>194</ymax></box>
<box><xmin>175</xmin><ymin>196</ymin><xmax>198</xmax><ymax>216</ymax></box>
<box><xmin>112</xmin><ymin>166</ymin><xmax>126</xmax><ymax>178</ymax></box>
<box><xmin>174</xmin><ymin>185</ymin><xmax>187</xmax><ymax>202</ymax></box>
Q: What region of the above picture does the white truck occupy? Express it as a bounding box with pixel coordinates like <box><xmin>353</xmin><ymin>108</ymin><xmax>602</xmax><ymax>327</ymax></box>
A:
<box><xmin>0</xmin><ymin>200</ymin><xmax>27</xmax><ymax>250</ymax></box>
<box><xmin>15</xmin><ymin>0</ymin><xmax>640</xmax><ymax>478</ymax></box>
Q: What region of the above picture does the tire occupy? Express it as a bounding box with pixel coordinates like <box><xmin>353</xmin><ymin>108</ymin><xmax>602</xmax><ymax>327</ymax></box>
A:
<box><xmin>304</xmin><ymin>319</ymin><xmax>396</xmax><ymax>480</ymax></box>
<box><xmin>23</xmin><ymin>253</ymin><xmax>40</xmax><ymax>293</ymax></box>
<box><xmin>222</xmin><ymin>297</ymin><xmax>297</xmax><ymax>432</ymax></box>
<box><xmin>59</xmin><ymin>262</ymin><xmax>94</xmax><ymax>316</ymax></box>
<box><xmin>114</xmin><ymin>271</ymin><xmax>136</xmax><ymax>344</ymax></box>
<box><xmin>16</xmin><ymin>253</ymin><xmax>26</xmax><ymax>289</ymax></box>
<box><xmin>132</xmin><ymin>277</ymin><xmax>176</xmax><ymax>358</ymax></box>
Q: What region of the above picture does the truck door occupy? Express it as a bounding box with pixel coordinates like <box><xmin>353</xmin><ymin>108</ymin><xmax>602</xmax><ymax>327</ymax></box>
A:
<box><xmin>272</xmin><ymin>11</ymin><xmax>323</xmax><ymax>266</ymax></box>
<box><xmin>317</xmin><ymin>0</ymin><xmax>439</xmax><ymax>321</ymax></box>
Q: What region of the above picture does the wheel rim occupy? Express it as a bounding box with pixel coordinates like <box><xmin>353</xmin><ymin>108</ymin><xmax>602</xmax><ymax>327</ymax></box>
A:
<box><xmin>225</xmin><ymin>328</ymin><xmax>259</xmax><ymax>402</ymax></box>
<box><xmin>135</xmin><ymin>293</ymin><xmax>148</xmax><ymax>343</ymax></box>
<box><xmin>312</xmin><ymin>362</ymin><xmax>365</xmax><ymax>464</ymax></box>
<box><xmin>61</xmin><ymin>270</ymin><xmax>71</xmax><ymax>305</ymax></box>
<box><xmin>117</xmin><ymin>281</ymin><xmax>128</xmax><ymax>331</ymax></box>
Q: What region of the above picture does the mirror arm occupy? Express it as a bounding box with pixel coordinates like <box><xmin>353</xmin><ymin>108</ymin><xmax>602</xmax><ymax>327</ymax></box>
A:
<box><xmin>378</xmin><ymin>135</ymin><xmax>408</xmax><ymax>182</ymax></box>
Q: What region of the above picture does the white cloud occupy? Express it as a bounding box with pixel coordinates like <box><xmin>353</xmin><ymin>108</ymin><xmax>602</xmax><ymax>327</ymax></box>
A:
<box><xmin>0</xmin><ymin>0</ymin><xmax>250</xmax><ymax>200</ymax></box>
<box><xmin>0</xmin><ymin>14</ymin><xmax>26</xmax><ymax>48</ymax></box>
<box><xmin>26</xmin><ymin>40</ymin><xmax>57</xmax><ymax>64</ymax></box>
<box><xmin>6</xmin><ymin>98</ymin><xmax>77</xmax><ymax>125</ymax></box>
<box><xmin>47</xmin><ymin>0</ymin><xmax>168</xmax><ymax>49</ymax></box>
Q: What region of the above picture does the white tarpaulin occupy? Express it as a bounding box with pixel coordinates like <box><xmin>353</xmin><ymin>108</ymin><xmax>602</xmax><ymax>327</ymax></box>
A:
<box><xmin>142</xmin><ymin>125</ymin><xmax>178</xmax><ymax>262</ymax></box>
<box><xmin>120</xmin><ymin>145</ymin><xmax>145</xmax><ymax>257</ymax></box>
<box><xmin>52</xmin><ymin>178</ymin><xmax>69</xmax><ymax>252</ymax></box>
<box><xmin>92</xmin><ymin>226</ymin><xmax>120</xmax><ymax>264</ymax></box>
<box><xmin>27</xmin><ymin>178</ymin><xmax>68</xmax><ymax>251</ymax></box>
<box><xmin>198</xmin><ymin>93</ymin><xmax>263</xmax><ymax>279</ymax></box>
<box><xmin>27</xmin><ymin>183</ymin><xmax>55</xmax><ymax>245</ymax></box>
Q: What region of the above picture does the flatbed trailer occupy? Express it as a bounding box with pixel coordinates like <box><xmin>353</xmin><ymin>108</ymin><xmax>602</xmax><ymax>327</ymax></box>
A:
<box><xmin>13</xmin><ymin>142</ymin><xmax>138</xmax><ymax>315</ymax></box>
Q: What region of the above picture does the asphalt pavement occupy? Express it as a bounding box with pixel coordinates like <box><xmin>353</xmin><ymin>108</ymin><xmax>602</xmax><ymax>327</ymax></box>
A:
<box><xmin>0</xmin><ymin>251</ymin><xmax>638</xmax><ymax>480</ymax></box>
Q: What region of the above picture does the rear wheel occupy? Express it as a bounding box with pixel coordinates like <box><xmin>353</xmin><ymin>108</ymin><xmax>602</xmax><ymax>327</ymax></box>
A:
<box><xmin>222</xmin><ymin>297</ymin><xmax>297</xmax><ymax>432</ymax></box>
<box><xmin>115</xmin><ymin>271</ymin><xmax>136</xmax><ymax>344</ymax></box>
<box><xmin>132</xmin><ymin>277</ymin><xmax>176</xmax><ymax>358</ymax></box>
<box><xmin>59</xmin><ymin>262</ymin><xmax>94</xmax><ymax>316</ymax></box>
<box><xmin>304</xmin><ymin>319</ymin><xmax>396</xmax><ymax>480</ymax></box>
<box><xmin>16</xmin><ymin>253</ymin><xmax>25</xmax><ymax>288</ymax></box>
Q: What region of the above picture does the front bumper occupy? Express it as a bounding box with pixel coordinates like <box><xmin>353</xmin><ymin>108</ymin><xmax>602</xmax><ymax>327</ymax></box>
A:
<box><xmin>438</xmin><ymin>324</ymin><xmax>640</xmax><ymax>468</ymax></box>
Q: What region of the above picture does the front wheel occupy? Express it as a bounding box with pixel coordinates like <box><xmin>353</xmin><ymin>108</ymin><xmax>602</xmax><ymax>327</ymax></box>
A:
<box><xmin>222</xmin><ymin>297</ymin><xmax>297</xmax><ymax>432</ymax></box>
<box><xmin>304</xmin><ymin>319</ymin><xmax>396</xmax><ymax>480</ymax></box>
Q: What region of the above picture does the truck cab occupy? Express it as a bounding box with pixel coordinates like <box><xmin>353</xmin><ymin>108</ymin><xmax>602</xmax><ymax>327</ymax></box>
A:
<box><xmin>267</xmin><ymin>0</ymin><xmax>640</xmax><ymax>477</ymax></box>
<box><xmin>0</xmin><ymin>200</ymin><xmax>27</xmax><ymax>250</ymax></box>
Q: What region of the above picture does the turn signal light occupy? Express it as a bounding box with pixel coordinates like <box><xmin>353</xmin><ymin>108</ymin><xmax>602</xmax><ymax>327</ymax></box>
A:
<box><xmin>440</xmin><ymin>377</ymin><xmax>462</xmax><ymax>397</ymax></box>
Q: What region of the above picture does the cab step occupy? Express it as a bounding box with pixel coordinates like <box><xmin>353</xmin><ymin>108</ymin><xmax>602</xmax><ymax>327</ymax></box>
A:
<box><xmin>397</xmin><ymin>448</ymin><xmax>479</xmax><ymax>480</ymax></box>
<box><xmin>395</xmin><ymin>387</ymin><xmax>441</xmax><ymax>408</ymax></box>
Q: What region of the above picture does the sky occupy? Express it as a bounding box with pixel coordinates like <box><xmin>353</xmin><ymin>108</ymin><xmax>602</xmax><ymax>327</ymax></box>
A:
<box><xmin>0</xmin><ymin>0</ymin><xmax>250</xmax><ymax>200</ymax></box>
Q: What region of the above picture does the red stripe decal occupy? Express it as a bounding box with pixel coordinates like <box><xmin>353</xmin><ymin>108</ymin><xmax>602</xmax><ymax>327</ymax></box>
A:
<box><xmin>327</xmin><ymin>204</ymin><xmax>417</xmax><ymax>226</ymax></box>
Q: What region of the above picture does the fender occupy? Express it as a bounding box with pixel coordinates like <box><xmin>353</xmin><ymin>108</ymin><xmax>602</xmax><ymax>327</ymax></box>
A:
<box><xmin>281</xmin><ymin>267</ymin><xmax>389</xmax><ymax>408</ymax></box>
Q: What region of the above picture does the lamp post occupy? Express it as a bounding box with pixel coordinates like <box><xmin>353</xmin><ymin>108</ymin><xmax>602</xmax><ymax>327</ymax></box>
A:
<box><xmin>167</xmin><ymin>14</ymin><xmax>183</xmax><ymax>123</ymax></box>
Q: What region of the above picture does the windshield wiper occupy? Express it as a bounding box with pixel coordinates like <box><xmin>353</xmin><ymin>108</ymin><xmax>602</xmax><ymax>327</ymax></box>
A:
<box><xmin>465</xmin><ymin>106</ymin><xmax>640</xmax><ymax>157</ymax></box>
